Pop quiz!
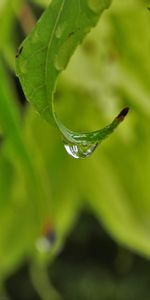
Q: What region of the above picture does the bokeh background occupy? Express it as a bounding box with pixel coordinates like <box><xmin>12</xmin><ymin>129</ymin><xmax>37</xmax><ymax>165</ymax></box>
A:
<box><xmin>0</xmin><ymin>0</ymin><xmax>150</xmax><ymax>299</ymax></box>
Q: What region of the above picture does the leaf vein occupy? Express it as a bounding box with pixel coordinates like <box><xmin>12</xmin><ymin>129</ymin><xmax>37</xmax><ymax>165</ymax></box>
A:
<box><xmin>45</xmin><ymin>0</ymin><xmax>66</xmax><ymax>100</ymax></box>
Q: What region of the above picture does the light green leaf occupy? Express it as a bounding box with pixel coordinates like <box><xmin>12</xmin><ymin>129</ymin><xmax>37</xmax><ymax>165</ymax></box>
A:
<box><xmin>0</xmin><ymin>0</ymin><xmax>23</xmax><ymax>70</ymax></box>
<box><xmin>16</xmin><ymin>0</ymin><xmax>129</xmax><ymax>159</ymax></box>
<box><xmin>31</xmin><ymin>0</ymin><xmax>51</xmax><ymax>7</ymax></box>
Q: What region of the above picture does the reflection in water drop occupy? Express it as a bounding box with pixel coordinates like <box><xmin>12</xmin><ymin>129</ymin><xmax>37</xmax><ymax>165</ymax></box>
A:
<box><xmin>64</xmin><ymin>141</ymin><xmax>98</xmax><ymax>159</ymax></box>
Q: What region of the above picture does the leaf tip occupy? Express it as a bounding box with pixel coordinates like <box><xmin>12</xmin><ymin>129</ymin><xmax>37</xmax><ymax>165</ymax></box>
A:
<box><xmin>116</xmin><ymin>107</ymin><xmax>129</xmax><ymax>122</ymax></box>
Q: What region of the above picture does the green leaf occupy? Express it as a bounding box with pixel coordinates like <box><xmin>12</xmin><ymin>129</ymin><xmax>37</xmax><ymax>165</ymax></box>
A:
<box><xmin>16</xmin><ymin>0</ymin><xmax>129</xmax><ymax>159</ymax></box>
<box><xmin>31</xmin><ymin>0</ymin><xmax>51</xmax><ymax>7</ymax></box>
<box><xmin>0</xmin><ymin>153</ymin><xmax>14</xmax><ymax>210</ymax></box>
<box><xmin>0</xmin><ymin>59</ymin><xmax>52</xmax><ymax>234</ymax></box>
<box><xmin>0</xmin><ymin>0</ymin><xmax>23</xmax><ymax>70</ymax></box>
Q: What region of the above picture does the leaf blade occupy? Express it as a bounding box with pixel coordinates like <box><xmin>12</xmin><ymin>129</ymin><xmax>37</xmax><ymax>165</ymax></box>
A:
<box><xmin>15</xmin><ymin>0</ymin><xmax>129</xmax><ymax>159</ymax></box>
<box><xmin>16</xmin><ymin>0</ymin><xmax>111</xmax><ymax>118</ymax></box>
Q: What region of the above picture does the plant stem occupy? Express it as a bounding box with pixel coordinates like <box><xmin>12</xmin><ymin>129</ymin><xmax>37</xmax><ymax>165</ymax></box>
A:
<box><xmin>30</xmin><ymin>263</ymin><xmax>62</xmax><ymax>300</ymax></box>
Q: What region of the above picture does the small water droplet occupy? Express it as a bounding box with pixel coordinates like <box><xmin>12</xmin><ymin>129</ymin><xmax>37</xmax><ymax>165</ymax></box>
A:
<box><xmin>64</xmin><ymin>141</ymin><xmax>98</xmax><ymax>159</ymax></box>
<box><xmin>54</xmin><ymin>38</ymin><xmax>75</xmax><ymax>71</ymax></box>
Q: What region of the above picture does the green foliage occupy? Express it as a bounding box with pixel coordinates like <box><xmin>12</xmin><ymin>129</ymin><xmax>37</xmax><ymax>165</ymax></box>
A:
<box><xmin>0</xmin><ymin>0</ymin><xmax>150</xmax><ymax>294</ymax></box>
<box><xmin>0</xmin><ymin>0</ymin><xmax>23</xmax><ymax>70</ymax></box>
<box><xmin>16</xmin><ymin>0</ymin><xmax>111</xmax><ymax>124</ymax></box>
<box><xmin>16</xmin><ymin>0</ymin><xmax>128</xmax><ymax>159</ymax></box>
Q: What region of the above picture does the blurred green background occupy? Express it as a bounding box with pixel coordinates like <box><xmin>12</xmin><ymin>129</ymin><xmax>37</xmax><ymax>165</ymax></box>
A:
<box><xmin>0</xmin><ymin>0</ymin><xmax>150</xmax><ymax>299</ymax></box>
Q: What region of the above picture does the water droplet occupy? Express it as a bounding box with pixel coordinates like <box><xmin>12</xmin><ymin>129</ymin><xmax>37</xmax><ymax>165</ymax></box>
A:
<box><xmin>64</xmin><ymin>141</ymin><xmax>98</xmax><ymax>159</ymax></box>
<box><xmin>54</xmin><ymin>38</ymin><xmax>75</xmax><ymax>71</ymax></box>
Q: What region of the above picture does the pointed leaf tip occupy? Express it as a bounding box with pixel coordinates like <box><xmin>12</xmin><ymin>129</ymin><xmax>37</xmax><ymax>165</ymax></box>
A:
<box><xmin>116</xmin><ymin>107</ymin><xmax>129</xmax><ymax>122</ymax></box>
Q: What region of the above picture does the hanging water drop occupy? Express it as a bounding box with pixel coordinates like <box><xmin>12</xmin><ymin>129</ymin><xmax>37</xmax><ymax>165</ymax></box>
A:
<box><xmin>64</xmin><ymin>141</ymin><xmax>98</xmax><ymax>159</ymax></box>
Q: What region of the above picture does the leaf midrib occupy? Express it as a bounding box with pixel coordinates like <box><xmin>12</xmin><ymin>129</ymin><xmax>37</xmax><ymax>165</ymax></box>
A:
<box><xmin>45</xmin><ymin>0</ymin><xmax>66</xmax><ymax>107</ymax></box>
